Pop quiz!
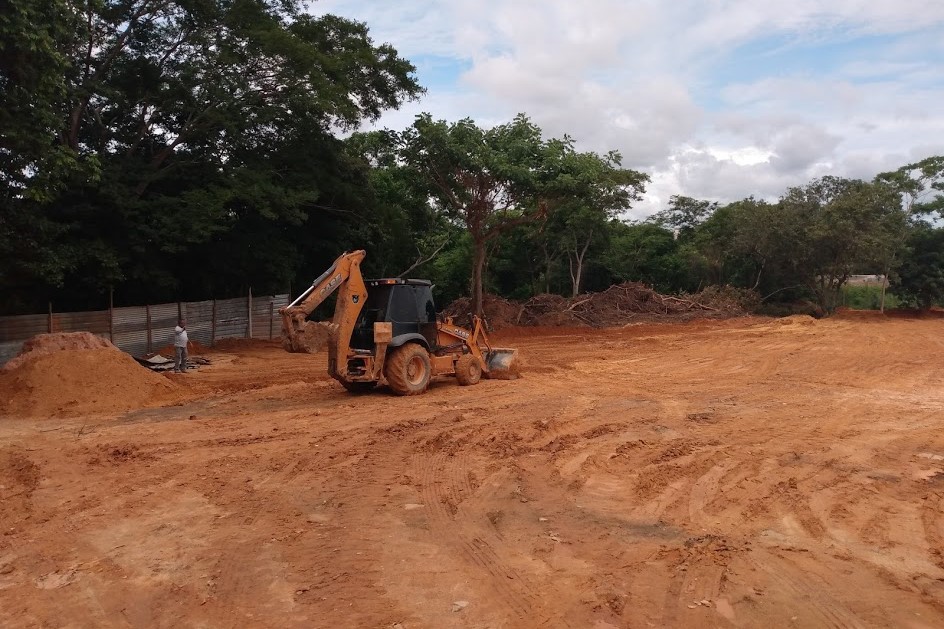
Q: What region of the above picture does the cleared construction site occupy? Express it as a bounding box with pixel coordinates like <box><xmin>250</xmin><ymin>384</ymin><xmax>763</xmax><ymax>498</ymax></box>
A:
<box><xmin>2</xmin><ymin>303</ymin><xmax>944</xmax><ymax>628</ymax></box>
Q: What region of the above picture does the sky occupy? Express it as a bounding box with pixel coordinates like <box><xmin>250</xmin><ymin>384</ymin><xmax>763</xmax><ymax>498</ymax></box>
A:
<box><xmin>309</xmin><ymin>0</ymin><xmax>944</xmax><ymax>219</ymax></box>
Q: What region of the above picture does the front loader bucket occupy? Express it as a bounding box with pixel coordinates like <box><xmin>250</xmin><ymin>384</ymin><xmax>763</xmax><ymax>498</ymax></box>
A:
<box><xmin>484</xmin><ymin>348</ymin><xmax>521</xmax><ymax>379</ymax></box>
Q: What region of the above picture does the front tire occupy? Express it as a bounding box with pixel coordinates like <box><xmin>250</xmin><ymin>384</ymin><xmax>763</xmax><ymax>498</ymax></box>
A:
<box><xmin>455</xmin><ymin>353</ymin><xmax>482</xmax><ymax>386</ymax></box>
<box><xmin>384</xmin><ymin>344</ymin><xmax>431</xmax><ymax>396</ymax></box>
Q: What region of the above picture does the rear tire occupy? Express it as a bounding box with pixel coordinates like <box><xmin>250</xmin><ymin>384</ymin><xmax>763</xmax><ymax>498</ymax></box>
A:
<box><xmin>384</xmin><ymin>344</ymin><xmax>431</xmax><ymax>396</ymax></box>
<box><xmin>455</xmin><ymin>353</ymin><xmax>481</xmax><ymax>386</ymax></box>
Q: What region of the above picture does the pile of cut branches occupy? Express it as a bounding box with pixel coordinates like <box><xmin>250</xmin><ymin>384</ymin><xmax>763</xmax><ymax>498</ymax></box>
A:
<box><xmin>442</xmin><ymin>283</ymin><xmax>758</xmax><ymax>329</ymax></box>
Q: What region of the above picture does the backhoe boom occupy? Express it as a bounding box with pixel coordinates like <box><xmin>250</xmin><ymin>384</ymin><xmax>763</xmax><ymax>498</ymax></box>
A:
<box><xmin>279</xmin><ymin>250</ymin><xmax>368</xmax><ymax>361</ymax></box>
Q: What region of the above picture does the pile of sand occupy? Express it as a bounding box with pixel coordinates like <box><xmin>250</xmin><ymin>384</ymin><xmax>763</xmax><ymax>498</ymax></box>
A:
<box><xmin>3</xmin><ymin>332</ymin><xmax>115</xmax><ymax>371</ymax></box>
<box><xmin>0</xmin><ymin>333</ymin><xmax>181</xmax><ymax>418</ymax></box>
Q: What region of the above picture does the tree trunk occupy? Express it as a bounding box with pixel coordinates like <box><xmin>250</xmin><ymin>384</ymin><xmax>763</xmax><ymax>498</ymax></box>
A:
<box><xmin>471</xmin><ymin>239</ymin><xmax>486</xmax><ymax>319</ymax></box>
<box><xmin>879</xmin><ymin>260</ymin><xmax>892</xmax><ymax>313</ymax></box>
<box><xmin>568</xmin><ymin>254</ymin><xmax>582</xmax><ymax>298</ymax></box>
<box><xmin>751</xmin><ymin>260</ymin><xmax>766</xmax><ymax>291</ymax></box>
<box><xmin>541</xmin><ymin>241</ymin><xmax>554</xmax><ymax>294</ymax></box>
<box><xmin>569</xmin><ymin>232</ymin><xmax>592</xmax><ymax>298</ymax></box>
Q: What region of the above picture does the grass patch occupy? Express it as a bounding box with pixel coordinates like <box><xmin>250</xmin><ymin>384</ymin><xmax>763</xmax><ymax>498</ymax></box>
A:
<box><xmin>841</xmin><ymin>284</ymin><xmax>900</xmax><ymax>310</ymax></box>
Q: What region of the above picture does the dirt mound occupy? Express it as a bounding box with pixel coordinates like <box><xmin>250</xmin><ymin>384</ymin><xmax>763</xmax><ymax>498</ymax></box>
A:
<box><xmin>0</xmin><ymin>347</ymin><xmax>181</xmax><ymax>418</ymax></box>
<box><xmin>441</xmin><ymin>294</ymin><xmax>524</xmax><ymax>329</ymax></box>
<box><xmin>779</xmin><ymin>314</ymin><xmax>817</xmax><ymax>325</ymax></box>
<box><xmin>443</xmin><ymin>283</ymin><xmax>758</xmax><ymax>329</ymax></box>
<box><xmin>3</xmin><ymin>332</ymin><xmax>115</xmax><ymax>371</ymax></box>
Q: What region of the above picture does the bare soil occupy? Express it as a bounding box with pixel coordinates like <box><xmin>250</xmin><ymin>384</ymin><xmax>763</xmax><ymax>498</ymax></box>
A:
<box><xmin>2</xmin><ymin>332</ymin><xmax>116</xmax><ymax>372</ymax></box>
<box><xmin>1</xmin><ymin>315</ymin><xmax>944</xmax><ymax>628</ymax></box>
<box><xmin>0</xmin><ymin>348</ymin><xmax>182</xmax><ymax>418</ymax></box>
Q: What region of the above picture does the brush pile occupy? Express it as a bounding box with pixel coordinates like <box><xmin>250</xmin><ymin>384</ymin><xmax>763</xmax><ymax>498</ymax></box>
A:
<box><xmin>442</xmin><ymin>283</ymin><xmax>758</xmax><ymax>330</ymax></box>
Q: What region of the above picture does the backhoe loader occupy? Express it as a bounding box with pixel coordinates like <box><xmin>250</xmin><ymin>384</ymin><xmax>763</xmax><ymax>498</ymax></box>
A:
<box><xmin>279</xmin><ymin>250</ymin><xmax>519</xmax><ymax>395</ymax></box>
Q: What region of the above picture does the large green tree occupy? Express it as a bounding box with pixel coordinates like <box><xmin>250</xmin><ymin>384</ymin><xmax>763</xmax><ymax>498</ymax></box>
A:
<box><xmin>895</xmin><ymin>226</ymin><xmax>944</xmax><ymax>308</ymax></box>
<box><xmin>602</xmin><ymin>221</ymin><xmax>687</xmax><ymax>292</ymax></box>
<box><xmin>767</xmin><ymin>177</ymin><xmax>906</xmax><ymax>313</ymax></box>
<box><xmin>552</xmin><ymin>150</ymin><xmax>647</xmax><ymax>297</ymax></box>
<box><xmin>876</xmin><ymin>156</ymin><xmax>944</xmax><ymax>220</ymax></box>
<box><xmin>1</xmin><ymin>0</ymin><xmax>421</xmax><ymax>312</ymax></box>
<box><xmin>400</xmin><ymin>114</ymin><xmax>646</xmax><ymax>315</ymax></box>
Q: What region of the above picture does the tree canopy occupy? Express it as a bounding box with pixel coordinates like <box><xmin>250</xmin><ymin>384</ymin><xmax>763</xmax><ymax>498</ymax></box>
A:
<box><xmin>398</xmin><ymin>114</ymin><xmax>647</xmax><ymax>315</ymax></box>
<box><xmin>1</xmin><ymin>0</ymin><xmax>422</xmax><ymax>312</ymax></box>
<box><xmin>1</xmin><ymin>2</ymin><xmax>942</xmax><ymax>317</ymax></box>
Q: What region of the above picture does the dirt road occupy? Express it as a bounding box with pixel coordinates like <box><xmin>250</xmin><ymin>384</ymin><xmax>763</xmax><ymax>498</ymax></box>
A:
<box><xmin>2</xmin><ymin>315</ymin><xmax>944</xmax><ymax>628</ymax></box>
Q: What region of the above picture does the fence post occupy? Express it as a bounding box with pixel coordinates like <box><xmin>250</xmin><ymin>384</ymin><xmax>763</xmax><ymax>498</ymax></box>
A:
<box><xmin>146</xmin><ymin>304</ymin><xmax>152</xmax><ymax>353</ymax></box>
<box><xmin>211</xmin><ymin>299</ymin><xmax>217</xmax><ymax>346</ymax></box>
<box><xmin>47</xmin><ymin>302</ymin><xmax>53</xmax><ymax>333</ymax></box>
<box><xmin>108</xmin><ymin>287</ymin><xmax>114</xmax><ymax>342</ymax></box>
<box><xmin>247</xmin><ymin>287</ymin><xmax>253</xmax><ymax>339</ymax></box>
<box><xmin>269</xmin><ymin>300</ymin><xmax>274</xmax><ymax>339</ymax></box>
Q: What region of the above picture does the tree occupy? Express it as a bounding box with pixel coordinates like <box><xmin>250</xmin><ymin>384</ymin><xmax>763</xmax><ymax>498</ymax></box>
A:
<box><xmin>602</xmin><ymin>222</ymin><xmax>686</xmax><ymax>292</ymax></box>
<box><xmin>876</xmin><ymin>156</ymin><xmax>944</xmax><ymax>220</ymax></box>
<box><xmin>0</xmin><ymin>0</ymin><xmax>88</xmax><ymax>202</ymax></box>
<box><xmin>401</xmin><ymin>114</ymin><xmax>607</xmax><ymax>316</ymax></box>
<box><xmin>651</xmin><ymin>195</ymin><xmax>718</xmax><ymax>235</ymax></box>
<box><xmin>0</xmin><ymin>0</ymin><xmax>422</xmax><ymax>311</ymax></box>
<box><xmin>777</xmin><ymin>177</ymin><xmax>907</xmax><ymax>313</ymax></box>
<box><xmin>895</xmin><ymin>226</ymin><xmax>944</xmax><ymax>308</ymax></box>
<box><xmin>554</xmin><ymin>151</ymin><xmax>647</xmax><ymax>297</ymax></box>
<box><xmin>688</xmin><ymin>197</ymin><xmax>778</xmax><ymax>291</ymax></box>
<box><xmin>344</xmin><ymin>130</ymin><xmax>447</xmax><ymax>279</ymax></box>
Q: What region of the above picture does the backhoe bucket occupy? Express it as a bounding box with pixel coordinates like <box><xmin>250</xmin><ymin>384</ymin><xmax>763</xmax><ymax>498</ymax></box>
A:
<box><xmin>282</xmin><ymin>321</ymin><xmax>336</xmax><ymax>354</ymax></box>
<box><xmin>484</xmin><ymin>348</ymin><xmax>520</xmax><ymax>379</ymax></box>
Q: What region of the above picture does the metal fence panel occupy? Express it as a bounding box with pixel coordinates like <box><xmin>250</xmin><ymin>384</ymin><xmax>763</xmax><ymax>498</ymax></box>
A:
<box><xmin>0</xmin><ymin>314</ymin><xmax>49</xmax><ymax>343</ymax></box>
<box><xmin>251</xmin><ymin>294</ymin><xmax>288</xmax><ymax>339</ymax></box>
<box><xmin>148</xmin><ymin>303</ymin><xmax>179</xmax><ymax>353</ymax></box>
<box><xmin>0</xmin><ymin>291</ymin><xmax>291</xmax><ymax>366</ymax></box>
<box><xmin>182</xmin><ymin>300</ymin><xmax>213</xmax><ymax>347</ymax></box>
<box><xmin>55</xmin><ymin>310</ymin><xmax>109</xmax><ymax>336</ymax></box>
<box><xmin>113</xmin><ymin>306</ymin><xmax>148</xmax><ymax>357</ymax></box>
<box><xmin>214</xmin><ymin>296</ymin><xmax>247</xmax><ymax>340</ymax></box>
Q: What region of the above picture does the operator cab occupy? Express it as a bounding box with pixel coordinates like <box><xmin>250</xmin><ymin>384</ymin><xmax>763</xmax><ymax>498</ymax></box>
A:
<box><xmin>350</xmin><ymin>279</ymin><xmax>438</xmax><ymax>350</ymax></box>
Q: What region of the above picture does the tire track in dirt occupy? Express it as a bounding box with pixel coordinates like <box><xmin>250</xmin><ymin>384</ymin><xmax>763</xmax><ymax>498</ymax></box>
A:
<box><xmin>207</xmin><ymin>454</ymin><xmax>311</xmax><ymax>625</ymax></box>
<box><xmin>656</xmin><ymin>533</ymin><xmax>746</xmax><ymax>627</ymax></box>
<box><xmin>922</xmin><ymin>494</ymin><xmax>944</xmax><ymax>574</ymax></box>
<box><xmin>411</xmin><ymin>447</ymin><xmax>563</xmax><ymax>626</ymax></box>
<box><xmin>747</xmin><ymin>550</ymin><xmax>869</xmax><ymax>629</ymax></box>
<box><xmin>688</xmin><ymin>459</ymin><xmax>739</xmax><ymax>524</ymax></box>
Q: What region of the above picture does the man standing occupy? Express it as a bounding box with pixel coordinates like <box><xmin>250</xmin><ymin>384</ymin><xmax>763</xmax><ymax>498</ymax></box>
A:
<box><xmin>174</xmin><ymin>318</ymin><xmax>189</xmax><ymax>373</ymax></box>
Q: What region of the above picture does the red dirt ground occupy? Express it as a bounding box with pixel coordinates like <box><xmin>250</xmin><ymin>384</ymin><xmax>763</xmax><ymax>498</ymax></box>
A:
<box><xmin>1</xmin><ymin>316</ymin><xmax>944</xmax><ymax>627</ymax></box>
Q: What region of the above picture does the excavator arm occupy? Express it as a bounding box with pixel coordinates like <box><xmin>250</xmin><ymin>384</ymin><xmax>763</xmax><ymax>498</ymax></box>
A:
<box><xmin>279</xmin><ymin>250</ymin><xmax>368</xmax><ymax>355</ymax></box>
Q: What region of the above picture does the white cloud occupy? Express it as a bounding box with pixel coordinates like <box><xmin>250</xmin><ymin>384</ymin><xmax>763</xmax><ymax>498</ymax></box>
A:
<box><xmin>309</xmin><ymin>0</ymin><xmax>944</xmax><ymax>216</ymax></box>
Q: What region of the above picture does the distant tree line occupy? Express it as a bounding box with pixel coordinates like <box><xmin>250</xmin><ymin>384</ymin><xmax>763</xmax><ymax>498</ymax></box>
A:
<box><xmin>2</xmin><ymin>0</ymin><xmax>942</xmax><ymax>316</ymax></box>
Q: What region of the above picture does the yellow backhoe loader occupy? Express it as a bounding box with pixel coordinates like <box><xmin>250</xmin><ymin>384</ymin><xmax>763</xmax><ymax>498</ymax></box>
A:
<box><xmin>279</xmin><ymin>250</ymin><xmax>519</xmax><ymax>395</ymax></box>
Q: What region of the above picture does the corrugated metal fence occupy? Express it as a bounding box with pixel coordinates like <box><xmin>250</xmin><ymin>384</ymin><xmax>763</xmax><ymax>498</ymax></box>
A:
<box><xmin>0</xmin><ymin>292</ymin><xmax>289</xmax><ymax>366</ymax></box>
